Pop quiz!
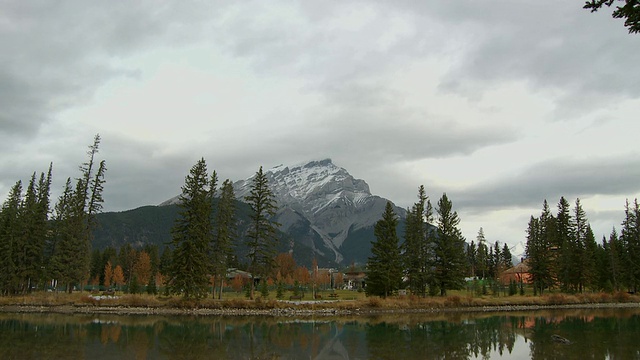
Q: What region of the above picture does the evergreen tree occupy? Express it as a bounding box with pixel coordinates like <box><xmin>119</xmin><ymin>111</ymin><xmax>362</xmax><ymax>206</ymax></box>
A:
<box><xmin>366</xmin><ymin>202</ymin><xmax>402</xmax><ymax>298</ymax></box>
<box><xmin>212</xmin><ymin>179</ymin><xmax>236</xmax><ymax>299</ymax></box>
<box><xmin>433</xmin><ymin>193</ymin><xmax>466</xmax><ymax>296</ymax></box>
<box><xmin>501</xmin><ymin>243</ymin><xmax>513</xmax><ymax>269</ymax></box>
<box><xmin>476</xmin><ymin>228</ymin><xmax>488</xmax><ymax>279</ymax></box>
<box><xmin>467</xmin><ymin>241</ymin><xmax>477</xmax><ymax>277</ymax></box>
<box><xmin>584</xmin><ymin>0</ymin><xmax>640</xmax><ymax>34</ymax></box>
<box><xmin>168</xmin><ymin>158</ymin><xmax>216</xmax><ymax>299</ymax></box>
<box><xmin>556</xmin><ymin>197</ymin><xmax>574</xmax><ymax>292</ymax></box>
<box><xmin>0</xmin><ymin>182</ymin><xmax>23</xmax><ymax>294</ymax></box>
<box><xmin>245</xmin><ymin>166</ymin><xmax>280</xmax><ymax>299</ymax></box>
<box><xmin>607</xmin><ymin>228</ymin><xmax>623</xmax><ymax>291</ymax></box>
<box><xmin>402</xmin><ymin>185</ymin><xmax>434</xmax><ymax>296</ymax></box>
<box><xmin>621</xmin><ymin>199</ymin><xmax>640</xmax><ymax>292</ymax></box>
<box><xmin>49</xmin><ymin>135</ymin><xmax>106</xmax><ymax>293</ymax></box>
<box><xmin>493</xmin><ymin>241</ymin><xmax>504</xmax><ymax>279</ymax></box>
<box><xmin>572</xmin><ymin>198</ymin><xmax>589</xmax><ymax>292</ymax></box>
<box><xmin>18</xmin><ymin>171</ymin><xmax>50</xmax><ymax>292</ymax></box>
<box><xmin>539</xmin><ymin>200</ymin><xmax>557</xmax><ymax>288</ymax></box>
<box><xmin>526</xmin><ymin>215</ymin><xmax>552</xmax><ymax>295</ymax></box>
<box><xmin>583</xmin><ymin>225</ymin><xmax>598</xmax><ymax>291</ymax></box>
<box><xmin>159</xmin><ymin>247</ymin><xmax>172</xmax><ymax>279</ymax></box>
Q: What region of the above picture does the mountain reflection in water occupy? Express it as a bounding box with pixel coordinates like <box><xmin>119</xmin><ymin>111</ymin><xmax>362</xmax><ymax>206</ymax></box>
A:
<box><xmin>0</xmin><ymin>308</ymin><xmax>639</xmax><ymax>359</ymax></box>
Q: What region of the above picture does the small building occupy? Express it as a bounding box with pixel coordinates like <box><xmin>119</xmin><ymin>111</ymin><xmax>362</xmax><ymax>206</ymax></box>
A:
<box><xmin>342</xmin><ymin>268</ymin><xmax>366</xmax><ymax>290</ymax></box>
<box><xmin>501</xmin><ymin>259</ymin><xmax>532</xmax><ymax>285</ymax></box>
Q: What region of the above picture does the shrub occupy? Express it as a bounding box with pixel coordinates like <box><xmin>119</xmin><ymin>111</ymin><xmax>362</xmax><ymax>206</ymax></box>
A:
<box><xmin>613</xmin><ymin>291</ymin><xmax>631</xmax><ymax>303</ymax></box>
<box><xmin>367</xmin><ymin>297</ymin><xmax>383</xmax><ymax>308</ymax></box>
<box><xmin>444</xmin><ymin>295</ymin><xmax>462</xmax><ymax>307</ymax></box>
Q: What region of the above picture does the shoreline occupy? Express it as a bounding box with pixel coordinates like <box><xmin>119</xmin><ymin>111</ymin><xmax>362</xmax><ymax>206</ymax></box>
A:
<box><xmin>2</xmin><ymin>301</ymin><xmax>639</xmax><ymax>317</ymax></box>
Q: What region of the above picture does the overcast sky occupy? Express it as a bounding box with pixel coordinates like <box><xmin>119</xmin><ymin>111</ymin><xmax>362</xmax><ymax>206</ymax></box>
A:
<box><xmin>2</xmin><ymin>0</ymin><xmax>639</xmax><ymax>248</ymax></box>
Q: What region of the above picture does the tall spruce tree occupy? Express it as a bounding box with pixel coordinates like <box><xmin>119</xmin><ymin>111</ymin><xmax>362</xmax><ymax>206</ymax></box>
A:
<box><xmin>501</xmin><ymin>243</ymin><xmax>513</xmax><ymax>269</ymax></box>
<box><xmin>433</xmin><ymin>193</ymin><xmax>466</xmax><ymax>296</ymax></box>
<box><xmin>366</xmin><ymin>201</ymin><xmax>402</xmax><ymax>298</ymax></box>
<box><xmin>18</xmin><ymin>168</ymin><xmax>52</xmax><ymax>293</ymax></box>
<box><xmin>556</xmin><ymin>197</ymin><xmax>574</xmax><ymax>292</ymax></box>
<box><xmin>212</xmin><ymin>179</ymin><xmax>236</xmax><ymax>299</ymax></box>
<box><xmin>245</xmin><ymin>166</ymin><xmax>280</xmax><ymax>299</ymax></box>
<box><xmin>0</xmin><ymin>182</ymin><xmax>23</xmax><ymax>295</ymax></box>
<box><xmin>476</xmin><ymin>228</ymin><xmax>488</xmax><ymax>280</ymax></box>
<box><xmin>402</xmin><ymin>185</ymin><xmax>433</xmax><ymax>296</ymax></box>
<box><xmin>50</xmin><ymin>135</ymin><xmax>106</xmax><ymax>293</ymax></box>
<box><xmin>168</xmin><ymin>158</ymin><xmax>216</xmax><ymax>299</ymax></box>
<box><xmin>607</xmin><ymin>228</ymin><xmax>623</xmax><ymax>291</ymax></box>
<box><xmin>572</xmin><ymin>198</ymin><xmax>589</xmax><ymax>292</ymax></box>
<box><xmin>621</xmin><ymin>199</ymin><xmax>640</xmax><ymax>292</ymax></box>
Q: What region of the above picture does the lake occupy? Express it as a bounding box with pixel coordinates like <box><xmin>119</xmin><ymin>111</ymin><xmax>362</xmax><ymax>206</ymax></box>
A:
<box><xmin>0</xmin><ymin>307</ymin><xmax>638</xmax><ymax>359</ymax></box>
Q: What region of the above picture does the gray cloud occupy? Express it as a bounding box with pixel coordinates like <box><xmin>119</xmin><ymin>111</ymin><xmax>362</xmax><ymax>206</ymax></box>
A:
<box><xmin>458</xmin><ymin>154</ymin><xmax>640</xmax><ymax>211</ymax></box>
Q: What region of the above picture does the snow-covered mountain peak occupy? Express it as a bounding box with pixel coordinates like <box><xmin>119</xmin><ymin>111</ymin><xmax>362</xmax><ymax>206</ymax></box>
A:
<box><xmin>234</xmin><ymin>159</ymin><xmax>371</xmax><ymax>208</ymax></box>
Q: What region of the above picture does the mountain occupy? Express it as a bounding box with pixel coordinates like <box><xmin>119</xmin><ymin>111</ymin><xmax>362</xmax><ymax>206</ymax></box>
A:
<box><xmin>96</xmin><ymin>159</ymin><xmax>405</xmax><ymax>267</ymax></box>
<box><xmin>93</xmin><ymin>200</ymin><xmax>337</xmax><ymax>268</ymax></box>
<box><xmin>510</xmin><ymin>241</ymin><xmax>526</xmax><ymax>265</ymax></box>
<box><xmin>232</xmin><ymin>159</ymin><xmax>406</xmax><ymax>264</ymax></box>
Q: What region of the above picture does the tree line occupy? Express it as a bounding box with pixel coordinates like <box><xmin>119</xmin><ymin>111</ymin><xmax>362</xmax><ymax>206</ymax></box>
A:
<box><xmin>368</xmin><ymin>187</ymin><xmax>467</xmax><ymax>297</ymax></box>
<box><xmin>526</xmin><ymin>197</ymin><xmax>640</xmax><ymax>295</ymax></box>
<box><xmin>0</xmin><ymin>135</ymin><xmax>106</xmax><ymax>295</ymax></box>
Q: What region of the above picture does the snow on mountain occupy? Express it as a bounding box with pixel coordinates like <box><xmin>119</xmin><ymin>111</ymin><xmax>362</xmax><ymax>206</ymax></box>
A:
<box><xmin>510</xmin><ymin>241</ymin><xmax>526</xmax><ymax>264</ymax></box>
<box><xmin>159</xmin><ymin>158</ymin><xmax>404</xmax><ymax>265</ymax></box>
<box><xmin>234</xmin><ymin>159</ymin><xmax>405</xmax><ymax>263</ymax></box>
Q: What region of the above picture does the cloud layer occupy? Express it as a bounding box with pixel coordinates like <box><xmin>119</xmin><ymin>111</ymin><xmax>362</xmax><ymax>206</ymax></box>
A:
<box><xmin>1</xmin><ymin>0</ymin><xmax>639</xmax><ymax>245</ymax></box>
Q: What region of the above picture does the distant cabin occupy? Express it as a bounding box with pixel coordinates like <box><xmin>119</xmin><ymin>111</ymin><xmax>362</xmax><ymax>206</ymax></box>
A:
<box><xmin>500</xmin><ymin>259</ymin><xmax>532</xmax><ymax>285</ymax></box>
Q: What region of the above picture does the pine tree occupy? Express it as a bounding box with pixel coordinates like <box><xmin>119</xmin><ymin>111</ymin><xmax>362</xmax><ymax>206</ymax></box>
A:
<box><xmin>0</xmin><ymin>182</ymin><xmax>23</xmax><ymax>295</ymax></box>
<box><xmin>467</xmin><ymin>241</ymin><xmax>477</xmax><ymax>278</ymax></box>
<box><xmin>583</xmin><ymin>225</ymin><xmax>598</xmax><ymax>291</ymax></box>
<box><xmin>501</xmin><ymin>243</ymin><xmax>513</xmax><ymax>269</ymax></box>
<box><xmin>366</xmin><ymin>202</ymin><xmax>402</xmax><ymax>298</ymax></box>
<box><xmin>476</xmin><ymin>228</ymin><xmax>488</xmax><ymax>280</ymax></box>
<box><xmin>49</xmin><ymin>135</ymin><xmax>106</xmax><ymax>293</ymax></box>
<box><xmin>621</xmin><ymin>199</ymin><xmax>640</xmax><ymax>292</ymax></box>
<box><xmin>433</xmin><ymin>193</ymin><xmax>466</xmax><ymax>296</ymax></box>
<box><xmin>539</xmin><ymin>200</ymin><xmax>557</xmax><ymax>288</ymax></box>
<box><xmin>245</xmin><ymin>166</ymin><xmax>280</xmax><ymax>300</ymax></box>
<box><xmin>572</xmin><ymin>198</ymin><xmax>589</xmax><ymax>292</ymax></box>
<box><xmin>212</xmin><ymin>179</ymin><xmax>236</xmax><ymax>299</ymax></box>
<box><xmin>402</xmin><ymin>185</ymin><xmax>434</xmax><ymax>296</ymax></box>
<box><xmin>526</xmin><ymin>216</ymin><xmax>552</xmax><ymax>295</ymax></box>
<box><xmin>168</xmin><ymin>158</ymin><xmax>216</xmax><ymax>299</ymax></box>
<box><xmin>556</xmin><ymin>197</ymin><xmax>574</xmax><ymax>292</ymax></box>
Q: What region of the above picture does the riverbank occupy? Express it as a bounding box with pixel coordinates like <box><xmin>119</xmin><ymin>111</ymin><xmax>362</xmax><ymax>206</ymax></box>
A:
<box><xmin>2</xmin><ymin>301</ymin><xmax>640</xmax><ymax>317</ymax></box>
<box><xmin>1</xmin><ymin>291</ymin><xmax>639</xmax><ymax>317</ymax></box>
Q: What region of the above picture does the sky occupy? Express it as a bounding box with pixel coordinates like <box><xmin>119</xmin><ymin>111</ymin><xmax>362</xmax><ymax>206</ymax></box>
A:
<box><xmin>2</xmin><ymin>0</ymin><xmax>639</xmax><ymax>249</ymax></box>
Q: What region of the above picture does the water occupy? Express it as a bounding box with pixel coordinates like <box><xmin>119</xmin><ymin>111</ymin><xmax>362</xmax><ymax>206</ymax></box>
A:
<box><xmin>0</xmin><ymin>308</ymin><xmax>639</xmax><ymax>359</ymax></box>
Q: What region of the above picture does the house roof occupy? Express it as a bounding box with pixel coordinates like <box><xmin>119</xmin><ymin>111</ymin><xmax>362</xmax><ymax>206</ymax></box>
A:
<box><xmin>503</xmin><ymin>259</ymin><xmax>530</xmax><ymax>274</ymax></box>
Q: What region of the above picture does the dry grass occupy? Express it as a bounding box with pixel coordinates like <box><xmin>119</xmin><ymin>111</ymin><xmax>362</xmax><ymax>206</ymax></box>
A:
<box><xmin>1</xmin><ymin>290</ymin><xmax>638</xmax><ymax>311</ymax></box>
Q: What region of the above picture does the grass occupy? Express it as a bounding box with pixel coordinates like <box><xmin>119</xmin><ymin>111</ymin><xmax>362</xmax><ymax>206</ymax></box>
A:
<box><xmin>1</xmin><ymin>289</ymin><xmax>638</xmax><ymax>312</ymax></box>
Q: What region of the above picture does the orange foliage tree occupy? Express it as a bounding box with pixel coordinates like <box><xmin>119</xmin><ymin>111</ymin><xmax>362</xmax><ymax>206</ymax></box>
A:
<box><xmin>112</xmin><ymin>265</ymin><xmax>125</xmax><ymax>291</ymax></box>
<box><xmin>294</xmin><ymin>266</ymin><xmax>310</xmax><ymax>289</ymax></box>
<box><xmin>133</xmin><ymin>251</ymin><xmax>152</xmax><ymax>285</ymax></box>
<box><xmin>231</xmin><ymin>274</ymin><xmax>244</xmax><ymax>293</ymax></box>
<box><xmin>104</xmin><ymin>261</ymin><xmax>113</xmax><ymax>288</ymax></box>
<box><xmin>274</xmin><ymin>252</ymin><xmax>296</xmax><ymax>279</ymax></box>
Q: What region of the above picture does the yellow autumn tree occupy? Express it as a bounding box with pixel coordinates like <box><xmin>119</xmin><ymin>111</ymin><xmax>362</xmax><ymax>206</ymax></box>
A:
<box><xmin>104</xmin><ymin>261</ymin><xmax>113</xmax><ymax>288</ymax></box>
<box><xmin>112</xmin><ymin>265</ymin><xmax>125</xmax><ymax>292</ymax></box>
<box><xmin>133</xmin><ymin>251</ymin><xmax>152</xmax><ymax>285</ymax></box>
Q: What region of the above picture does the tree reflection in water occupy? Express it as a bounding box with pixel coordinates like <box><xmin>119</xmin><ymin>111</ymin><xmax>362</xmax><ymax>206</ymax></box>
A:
<box><xmin>0</xmin><ymin>308</ymin><xmax>639</xmax><ymax>359</ymax></box>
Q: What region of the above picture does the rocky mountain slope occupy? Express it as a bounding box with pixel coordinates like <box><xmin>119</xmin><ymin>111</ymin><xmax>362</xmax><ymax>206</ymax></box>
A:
<box><xmin>233</xmin><ymin>159</ymin><xmax>405</xmax><ymax>264</ymax></box>
<box><xmin>157</xmin><ymin>159</ymin><xmax>405</xmax><ymax>265</ymax></box>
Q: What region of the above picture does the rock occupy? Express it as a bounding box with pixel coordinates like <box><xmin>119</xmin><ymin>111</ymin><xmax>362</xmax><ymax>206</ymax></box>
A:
<box><xmin>551</xmin><ymin>334</ymin><xmax>571</xmax><ymax>345</ymax></box>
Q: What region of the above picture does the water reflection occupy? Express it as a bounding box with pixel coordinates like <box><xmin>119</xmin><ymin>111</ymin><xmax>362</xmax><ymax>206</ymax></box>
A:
<box><xmin>0</xmin><ymin>308</ymin><xmax>639</xmax><ymax>359</ymax></box>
